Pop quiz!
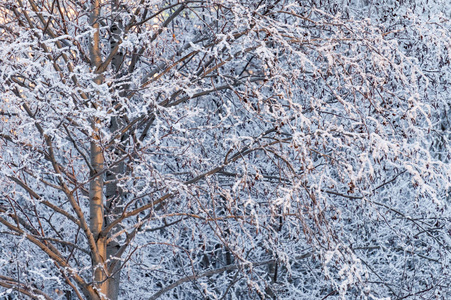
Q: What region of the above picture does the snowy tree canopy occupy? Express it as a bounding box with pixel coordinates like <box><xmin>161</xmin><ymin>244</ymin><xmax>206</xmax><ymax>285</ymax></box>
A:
<box><xmin>0</xmin><ymin>0</ymin><xmax>450</xmax><ymax>299</ymax></box>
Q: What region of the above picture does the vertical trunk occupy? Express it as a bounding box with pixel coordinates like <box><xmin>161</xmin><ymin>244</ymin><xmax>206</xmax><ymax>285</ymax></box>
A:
<box><xmin>103</xmin><ymin>1</ymin><xmax>126</xmax><ymax>299</ymax></box>
<box><xmin>105</xmin><ymin>130</ymin><xmax>124</xmax><ymax>300</ymax></box>
<box><xmin>105</xmin><ymin>134</ymin><xmax>124</xmax><ymax>300</ymax></box>
<box><xmin>88</xmin><ymin>1</ymin><xmax>126</xmax><ymax>298</ymax></box>
<box><xmin>90</xmin><ymin>136</ymin><xmax>107</xmax><ymax>298</ymax></box>
<box><xmin>88</xmin><ymin>0</ymin><xmax>111</xmax><ymax>298</ymax></box>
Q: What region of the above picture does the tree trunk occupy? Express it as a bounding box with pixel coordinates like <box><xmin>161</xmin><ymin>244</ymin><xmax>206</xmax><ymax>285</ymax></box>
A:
<box><xmin>88</xmin><ymin>0</ymin><xmax>111</xmax><ymax>298</ymax></box>
<box><xmin>103</xmin><ymin>1</ymin><xmax>127</xmax><ymax>298</ymax></box>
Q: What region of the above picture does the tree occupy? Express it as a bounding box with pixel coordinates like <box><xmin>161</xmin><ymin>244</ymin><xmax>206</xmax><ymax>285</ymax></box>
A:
<box><xmin>0</xmin><ymin>0</ymin><xmax>450</xmax><ymax>299</ymax></box>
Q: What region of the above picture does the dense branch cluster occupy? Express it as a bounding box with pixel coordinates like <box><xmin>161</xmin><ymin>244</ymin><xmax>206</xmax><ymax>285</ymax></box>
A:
<box><xmin>0</xmin><ymin>0</ymin><xmax>450</xmax><ymax>299</ymax></box>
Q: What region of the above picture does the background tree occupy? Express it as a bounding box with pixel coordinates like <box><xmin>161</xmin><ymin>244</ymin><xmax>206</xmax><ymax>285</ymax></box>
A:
<box><xmin>0</xmin><ymin>0</ymin><xmax>450</xmax><ymax>299</ymax></box>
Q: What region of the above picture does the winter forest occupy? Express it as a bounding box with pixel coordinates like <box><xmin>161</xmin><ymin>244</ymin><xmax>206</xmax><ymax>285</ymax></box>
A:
<box><xmin>0</xmin><ymin>0</ymin><xmax>450</xmax><ymax>299</ymax></box>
